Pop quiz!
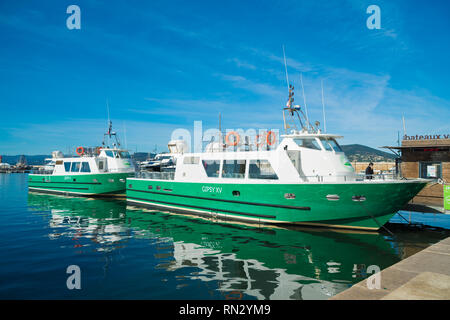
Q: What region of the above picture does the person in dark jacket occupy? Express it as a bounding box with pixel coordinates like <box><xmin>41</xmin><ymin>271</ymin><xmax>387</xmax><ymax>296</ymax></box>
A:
<box><xmin>365</xmin><ymin>162</ymin><xmax>374</xmax><ymax>179</ymax></box>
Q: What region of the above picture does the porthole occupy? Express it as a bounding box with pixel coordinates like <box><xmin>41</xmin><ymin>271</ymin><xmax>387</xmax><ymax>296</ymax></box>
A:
<box><xmin>156</xmin><ymin>186</ymin><xmax>161</xmax><ymax>190</ymax></box>
<box><xmin>148</xmin><ymin>185</ymin><xmax>153</xmax><ymax>190</ymax></box>
<box><xmin>326</xmin><ymin>194</ymin><xmax>340</xmax><ymax>201</ymax></box>
<box><xmin>352</xmin><ymin>195</ymin><xmax>366</xmax><ymax>202</ymax></box>
<box><xmin>128</xmin><ymin>184</ymin><xmax>132</xmax><ymax>189</ymax></box>
<box><xmin>232</xmin><ymin>190</ymin><xmax>240</xmax><ymax>197</ymax></box>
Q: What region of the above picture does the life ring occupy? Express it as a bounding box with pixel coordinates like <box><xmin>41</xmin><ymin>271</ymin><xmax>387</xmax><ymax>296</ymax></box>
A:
<box><xmin>266</xmin><ymin>130</ymin><xmax>276</xmax><ymax>146</ymax></box>
<box><xmin>225</xmin><ymin>131</ymin><xmax>240</xmax><ymax>147</ymax></box>
<box><xmin>75</xmin><ymin>146</ymin><xmax>85</xmax><ymax>156</ymax></box>
<box><xmin>95</xmin><ymin>147</ymin><xmax>101</xmax><ymax>155</ymax></box>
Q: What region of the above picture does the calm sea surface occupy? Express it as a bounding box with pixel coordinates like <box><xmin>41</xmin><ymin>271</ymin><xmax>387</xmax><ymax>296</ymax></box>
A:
<box><xmin>1</xmin><ymin>173</ymin><xmax>449</xmax><ymax>300</ymax></box>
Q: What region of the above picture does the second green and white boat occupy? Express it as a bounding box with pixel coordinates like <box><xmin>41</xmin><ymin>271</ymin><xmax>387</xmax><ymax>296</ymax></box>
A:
<box><xmin>29</xmin><ymin>121</ymin><xmax>135</xmax><ymax>197</ymax></box>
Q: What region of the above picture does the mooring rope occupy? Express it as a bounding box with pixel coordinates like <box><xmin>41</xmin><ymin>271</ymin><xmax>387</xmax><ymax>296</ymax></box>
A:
<box><xmin>358</xmin><ymin>201</ymin><xmax>395</xmax><ymax>236</ymax></box>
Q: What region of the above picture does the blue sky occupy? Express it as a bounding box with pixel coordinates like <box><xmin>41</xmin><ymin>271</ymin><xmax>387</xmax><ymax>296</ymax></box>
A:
<box><xmin>0</xmin><ymin>0</ymin><xmax>449</xmax><ymax>154</ymax></box>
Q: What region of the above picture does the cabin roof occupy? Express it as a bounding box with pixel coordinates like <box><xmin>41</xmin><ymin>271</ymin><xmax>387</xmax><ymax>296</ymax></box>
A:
<box><xmin>281</xmin><ymin>133</ymin><xmax>343</xmax><ymax>139</ymax></box>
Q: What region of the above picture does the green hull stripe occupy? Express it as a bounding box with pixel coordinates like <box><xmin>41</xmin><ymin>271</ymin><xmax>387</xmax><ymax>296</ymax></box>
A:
<box><xmin>29</xmin><ymin>181</ymin><xmax>102</xmax><ymax>185</ymax></box>
<box><xmin>29</xmin><ymin>188</ymin><xmax>123</xmax><ymax>197</ymax></box>
<box><xmin>127</xmin><ymin>188</ymin><xmax>311</xmax><ymax>211</ymax></box>
<box><xmin>127</xmin><ymin>196</ymin><xmax>277</xmax><ymax>219</ymax></box>
<box><xmin>29</xmin><ymin>185</ymin><xmax>89</xmax><ymax>190</ymax></box>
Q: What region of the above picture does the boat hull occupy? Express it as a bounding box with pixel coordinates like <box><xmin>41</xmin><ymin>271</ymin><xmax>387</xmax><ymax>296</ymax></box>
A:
<box><xmin>126</xmin><ymin>179</ymin><xmax>428</xmax><ymax>231</ymax></box>
<box><xmin>28</xmin><ymin>172</ymin><xmax>134</xmax><ymax>197</ymax></box>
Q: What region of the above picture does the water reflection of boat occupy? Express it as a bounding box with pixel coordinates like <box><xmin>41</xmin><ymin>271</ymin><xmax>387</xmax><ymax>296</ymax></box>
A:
<box><xmin>27</xmin><ymin>193</ymin><xmax>402</xmax><ymax>299</ymax></box>
<box><xmin>28</xmin><ymin>192</ymin><xmax>129</xmax><ymax>250</ymax></box>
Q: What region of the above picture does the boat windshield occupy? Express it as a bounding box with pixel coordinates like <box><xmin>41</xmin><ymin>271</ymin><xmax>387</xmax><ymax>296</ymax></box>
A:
<box><xmin>105</xmin><ymin>150</ymin><xmax>114</xmax><ymax>158</ymax></box>
<box><xmin>320</xmin><ymin>137</ymin><xmax>343</xmax><ymax>152</ymax></box>
<box><xmin>118</xmin><ymin>151</ymin><xmax>131</xmax><ymax>159</ymax></box>
<box><xmin>293</xmin><ymin>138</ymin><xmax>321</xmax><ymax>150</ymax></box>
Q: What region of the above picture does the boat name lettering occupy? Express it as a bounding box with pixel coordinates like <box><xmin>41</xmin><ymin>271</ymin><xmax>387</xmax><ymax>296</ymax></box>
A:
<box><xmin>202</xmin><ymin>186</ymin><xmax>222</xmax><ymax>194</ymax></box>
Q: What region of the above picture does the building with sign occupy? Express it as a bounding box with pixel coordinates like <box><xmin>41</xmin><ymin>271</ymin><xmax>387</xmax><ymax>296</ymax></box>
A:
<box><xmin>384</xmin><ymin>135</ymin><xmax>450</xmax><ymax>211</ymax></box>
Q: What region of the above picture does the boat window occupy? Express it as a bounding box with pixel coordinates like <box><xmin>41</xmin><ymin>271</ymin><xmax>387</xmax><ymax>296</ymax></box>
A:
<box><xmin>249</xmin><ymin>160</ymin><xmax>278</xmax><ymax>180</ymax></box>
<box><xmin>327</xmin><ymin>138</ymin><xmax>343</xmax><ymax>152</ymax></box>
<box><xmin>80</xmin><ymin>162</ymin><xmax>91</xmax><ymax>173</ymax></box>
<box><xmin>293</xmin><ymin>138</ymin><xmax>322</xmax><ymax>150</ymax></box>
<box><xmin>321</xmin><ymin>139</ymin><xmax>333</xmax><ymax>151</ymax></box>
<box><xmin>70</xmin><ymin>162</ymin><xmax>81</xmax><ymax>172</ymax></box>
<box><xmin>222</xmin><ymin>160</ymin><xmax>246</xmax><ymax>179</ymax></box>
<box><xmin>64</xmin><ymin>162</ymin><xmax>71</xmax><ymax>172</ymax></box>
<box><xmin>320</xmin><ymin>137</ymin><xmax>343</xmax><ymax>152</ymax></box>
<box><xmin>119</xmin><ymin>151</ymin><xmax>131</xmax><ymax>159</ymax></box>
<box><xmin>202</xmin><ymin>160</ymin><xmax>220</xmax><ymax>178</ymax></box>
<box><xmin>184</xmin><ymin>156</ymin><xmax>199</xmax><ymax>164</ymax></box>
<box><xmin>105</xmin><ymin>151</ymin><xmax>114</xmax><ymax>158</ymax></box>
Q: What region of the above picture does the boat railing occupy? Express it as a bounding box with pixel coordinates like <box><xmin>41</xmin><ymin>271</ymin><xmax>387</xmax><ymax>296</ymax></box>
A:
<box><xmin>136</xmin><ymin>171</ymin><xmax>175</xmax><ymax>180</ymax></box>
<box><xmin>305</xmin><ymin>173</ymin><xmax>402</xmax><ymax>182</ymax></box>
<box><xmin>31</xmin><ymin>169</ymin><xmax>54</xmax><ymax>175</ymax></box>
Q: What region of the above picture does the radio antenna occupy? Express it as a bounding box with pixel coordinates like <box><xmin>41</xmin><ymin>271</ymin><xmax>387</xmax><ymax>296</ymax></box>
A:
<box><xmin>402</xmin><ymin>114</ymin><xmax>406</xmax><ymax>136</ymax></box>
<box><xmin>300</xmin><ymin>73</ymin><xmax>310</xmax><ymax>130</ymax></box>
<box><xmin>321</xmin><ymin>79</ymin><xmax>327</xmax><ymax>133</ymax></box>
<box><xmin>282</xmin><ymin>45</ymin><xmax>290</xmax><ymax>92</ymax></box>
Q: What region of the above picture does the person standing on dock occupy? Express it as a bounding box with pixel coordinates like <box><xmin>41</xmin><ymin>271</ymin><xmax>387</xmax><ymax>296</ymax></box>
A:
<box><xmin>365</xmin><ymin>162</ymin><xmax>374</xmax><ymax>180</ymax></box>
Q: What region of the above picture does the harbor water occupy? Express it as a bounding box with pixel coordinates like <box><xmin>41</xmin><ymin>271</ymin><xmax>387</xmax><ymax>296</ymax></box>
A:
<box><xmin>1</xmin><ymin>173</ymin><xmax>449</xmax><ymax>300</ymax></box>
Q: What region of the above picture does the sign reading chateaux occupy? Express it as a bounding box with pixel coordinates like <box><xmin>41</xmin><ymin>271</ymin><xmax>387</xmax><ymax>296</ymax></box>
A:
<box><xmin>403</xmin><ymin>134</ymin><xmax>450</xmax><ymax>140</ymax></box>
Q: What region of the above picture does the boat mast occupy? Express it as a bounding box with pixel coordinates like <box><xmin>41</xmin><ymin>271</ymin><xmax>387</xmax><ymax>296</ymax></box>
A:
<box><xmin>281</xmin><ymin>47</ymin><xmax>317</xmax><ymax>134</ymax></box>
<box><xmin>300</xmin><ymin>73</ymin><xmax>310</xmax><ymax>131</ymax></box>
<box><xmin>102</xmin><ymin>100</ymin><xmax>121</xmax><ymax>148</ymax></box>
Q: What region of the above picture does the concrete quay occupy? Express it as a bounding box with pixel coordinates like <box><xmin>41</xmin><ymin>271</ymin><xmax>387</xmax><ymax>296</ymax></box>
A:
<box><xmin>330</xmin><ymin>236</ymin><xmax>450</xmax><ymax>300</ymax></box>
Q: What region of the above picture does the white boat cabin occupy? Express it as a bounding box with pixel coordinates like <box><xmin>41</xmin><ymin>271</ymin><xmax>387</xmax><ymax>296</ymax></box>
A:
<box><xmin>49</xmin><ymin>148</ymin><xmax>135</xmax><ymax>175</ymax></box>
<box><xmin>147</xmin><ymin>134</ymin><xmax>357</xmax><ymax>183</ymax></box>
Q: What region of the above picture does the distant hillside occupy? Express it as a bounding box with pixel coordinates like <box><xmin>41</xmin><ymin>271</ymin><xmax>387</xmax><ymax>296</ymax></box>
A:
<box><xmin>1</xmin><ymin>155</ymin><xmax>50</xmax><ymax>165</ymax></box>
<box><xmin>132</xmin><ymin>152</ymin><xmax>156</xmax><ymax>162</ymax></box>
<box><xmin>341</xmin><ymin>144</ymin><xmax>396</xmax><ymax>162</ymax></box>
<box><xmin>0</xmin><ymin>153</ymin><xmax>157</xmax><ymax>165</ymax></box>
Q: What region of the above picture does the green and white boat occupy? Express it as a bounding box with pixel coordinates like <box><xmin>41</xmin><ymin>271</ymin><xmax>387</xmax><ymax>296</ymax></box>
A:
<box><xmin>126</xmin><ymin>86</ymin><xmax>429</xmax><ymax>231</ymax></box>
<box><xmin>29</xmin><ymin>121</ymin><xmax>135</xmax><ymax>197</ymax></box>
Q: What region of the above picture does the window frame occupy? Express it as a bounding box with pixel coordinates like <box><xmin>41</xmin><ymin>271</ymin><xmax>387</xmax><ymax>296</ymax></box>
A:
<box><xmin>202</xmin><ymin>159</ymin><xmax>222</xmax><ymax>178</ymax></box>
<box><xmin>80</xmin><ymin>162</ymin><xmax>91</xmax><ymax>173</ymax></box>
<box><xmin>70</xmin><ymin>162</ymin><xmax>81</xmax><ymax>172</ymax></box>
<box><xmin>293</xmin><ymin>138</ymin><xmax>323</xmax><ymax>151</ymax></box>
<box><xmin>419</xmin><ymin>161</ymin><xmax>442</xmax><ymax>179</ymax></box>
<box><xmin>319</xmin><ymin>137</ymin><xmax>343</xmax><ymax>152</ymax></box>
<box><xmin>222</xmin><ymin>159</ymin><xmax>246</xmax><ymax>179</ymax></box>
<box><xmin>64</xmin><ymin>162</ymin><xmax>71</xmax><ymax>172</ymax></box>
<box><xmin>248</xmin><ymin>159</ymin><xmax>278</xmax><ymax>180</ymax></box>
